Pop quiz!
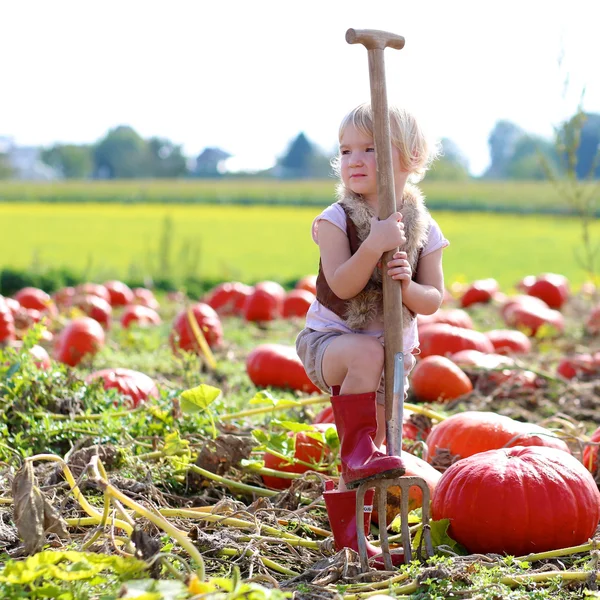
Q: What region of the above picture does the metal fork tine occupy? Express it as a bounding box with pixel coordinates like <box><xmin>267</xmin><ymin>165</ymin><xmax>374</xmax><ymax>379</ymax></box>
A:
<box><xmin>375</xmin><ymin>481</ymin><xmax>394</xmax><ymax>571</ymax></box>
<box><xmin>399</xmin><ymin>478</ymin><xmax>412</xmax><ymax>563</ymax></box>
<box><xmin>355</xmin><ymin>482</ymin><xmax>370</xmax><ymax>573</ymax></box>
<box><xmin>355</xmin><ymin>475</ymin><xmax>434</xmax><ymax>572</ymax></box>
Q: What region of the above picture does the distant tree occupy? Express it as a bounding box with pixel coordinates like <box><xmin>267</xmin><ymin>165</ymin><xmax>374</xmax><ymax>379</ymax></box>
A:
<box><xmin>280</xmin><ymin>133</ymin><xmax>312</xmax><ymax>171</ymax></box>
<box><xmin>277</xmin><ymin>133</ymin><xmax>332</xmax><ymax>178</ymax></box>
<box><xmin>41</xmin><ymin>144</ymin><xmax>93</xmax><ymax>179</ymax></box>
<box><xmin>483</xmin><ymin>120</ymin><xmax>524</xmax><ymax>179</ymax></box>
<box><xmin>146</xmin><ymin>137</ymin><xmax>187</xmax><ymax>178</ymax></box>
<box><xmin>93</xmin><ymin>126</ymin><xmax>149</xmax><ymax>179</ymax></box>
<box><xmin>427</xmin><ymin>138</ymin><xmax>470</xmax><ymax>181</ymax></box>
<box><xmin>505</xmin><ymin>135</ymin><xmax>560</xmax><ymax>180</ymax></box>
<box><xmin>0</xmin><ymin>153</ymin><xmax>13</xmax><ymax>179</ymax></box>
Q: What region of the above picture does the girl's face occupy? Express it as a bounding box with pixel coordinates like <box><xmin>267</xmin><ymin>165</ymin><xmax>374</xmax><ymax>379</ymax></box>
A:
<box><xmin>339</xmin><ymin>123</ymin><xmax>405</xmax><ymax>204</ymax></box>
<box><xmin>339</xmin><ymin>124</ymin><xmax>377</xmax><ymax>202</ymax></box>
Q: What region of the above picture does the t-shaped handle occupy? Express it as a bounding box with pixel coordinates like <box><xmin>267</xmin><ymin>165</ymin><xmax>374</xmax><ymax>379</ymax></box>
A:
<box><xmin>345</xmin><ymin>28</ymin><xmax>405</xmax><ymax>51</ymax></box>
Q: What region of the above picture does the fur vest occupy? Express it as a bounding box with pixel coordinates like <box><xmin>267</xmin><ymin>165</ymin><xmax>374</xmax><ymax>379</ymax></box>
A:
<box><xmin>315</xmin><ymin>183</ymin><xmax>431</xmax><ymax>330</ymax></box>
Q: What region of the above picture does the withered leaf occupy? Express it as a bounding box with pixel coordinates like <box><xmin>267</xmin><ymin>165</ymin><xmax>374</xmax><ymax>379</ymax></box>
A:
<box><xmin>195</xmin><ymin>434</ymin><xmax>255</xmax><ymax>476</ymax></box>
<box><xmin>12</xmin><ymin>462</ymin><xmax>45</xmax><ymax>555</ymax></box>
<box><xmin>42</xmin><ymin>496</ymin><xmax>69</xmax><ymax>539</ymax></box>
<box><xmin>12</xmin><ymin>462</ymin><xmax>68</xmax><ymax>555</ymax></box>
<box><xmin>131</xmin><ymin>527</ymin><xmax>160</xmax><ymax>562</ymax></box>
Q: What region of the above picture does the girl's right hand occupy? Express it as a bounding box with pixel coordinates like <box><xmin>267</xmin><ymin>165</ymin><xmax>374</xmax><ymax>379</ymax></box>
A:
<box><xmin>366</xmin><ymin>212</ymin><xmax>406</xmax><ymax>254</ymax></box>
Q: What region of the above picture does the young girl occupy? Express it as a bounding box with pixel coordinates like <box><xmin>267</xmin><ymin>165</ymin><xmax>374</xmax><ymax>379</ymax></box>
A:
<box><xmin>296</xmin><ymin>102</ymin><xmax>449</xmax><ymax>563</ymax></box>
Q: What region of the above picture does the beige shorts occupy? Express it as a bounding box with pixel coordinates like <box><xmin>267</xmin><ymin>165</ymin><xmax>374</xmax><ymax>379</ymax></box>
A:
<box><xmin>295</xmin><ymin>327</ymin><xmax>416</xmax><ymax>405</ymax></box>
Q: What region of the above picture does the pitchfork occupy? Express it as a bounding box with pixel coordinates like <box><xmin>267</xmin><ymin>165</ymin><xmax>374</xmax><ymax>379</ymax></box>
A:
<box><xmin>345</xmin><ymin>27</ymin><xmax>434</xmax><ymax>572</ymax></box>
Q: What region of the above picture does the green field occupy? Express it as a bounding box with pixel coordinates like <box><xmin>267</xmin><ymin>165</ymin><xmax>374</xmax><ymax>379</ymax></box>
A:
<box><xmin>1</xmin><ymin>202</ymin><xmax>597</xmax><ymax>290</ymax></box>
<box><xmin>0</xmin><ymin>179</ymin><xmax>595</xmax><ymax>213</ymax></box>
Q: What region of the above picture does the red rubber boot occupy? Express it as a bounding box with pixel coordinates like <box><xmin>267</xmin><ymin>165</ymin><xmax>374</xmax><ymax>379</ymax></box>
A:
<box><xmin>330</xmin><ymin>390</ymin><xmax>405</xmax><ymax>488</ymax></box>
<box><xmin>323</xmin><ymin>480</ymin><xmax>404</xmax><ymax>568</ymax></box>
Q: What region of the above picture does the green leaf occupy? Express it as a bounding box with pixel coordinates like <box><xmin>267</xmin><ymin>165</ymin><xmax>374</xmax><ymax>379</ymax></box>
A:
<box><xmin>322</xmin><ymin>426</ymin><xmax>340</xmax><ymax>452</ymax></box>
<box><xmin>180</xmin><ymin>384</ymin><xmax>221</xmax><ymax>414</ymax></box>
<box><xmin>163</xmin><ymin>431</ymin><xmax>190</xmax><ymax>457</ymax></box>
<box><xmin>240</xmin><ymin>458</ymin><xmax>265</xmax><ymax>470</ymax></box>
<box><xmin>0</xmin><ymin>550</ymin><xmax>147</xmax><ymax>585</ymax></box>
<box><xmin>251</xmin><ymin>429</ymin><xmax>269</xmax><ymax>445</ymax></box>
<box><xmin>273</xmin><ymin>398</ymin><xmax>301</xmax><ymax>408</ymax></box>
<box><xmin>248</xmin><ymin>392</ymin><xmax>301</xmax><ymax>409</ymax></box>
<box><xmin>146</xmin><ymin>405</ymin><xmax>171</xmax><ymax>423</ymax></box>
<box><xmin>390</xmin><ymin>508</ymin><xmax>422</xmax><ymax>532</ymax></box>
<box><xmin>412</xmin><ymin>518</ymin><xmax>469</xmax><ymax>556</ymax></box>
<box><xmin>251</xmin><ymin>430</ymin><xmax>294</xmax><ymax>455</ymax></box>
<box><xmin>248</xmin><ymin>390</ymin><xmax>278</xmax><ymax>405</ymax></box>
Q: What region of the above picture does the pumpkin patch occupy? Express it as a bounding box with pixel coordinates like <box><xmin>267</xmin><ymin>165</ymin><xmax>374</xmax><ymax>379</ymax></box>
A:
<box><xmin>1</xmin><ymin>269</ymin><xmax>599</xmax><ymax>598</ymax></box>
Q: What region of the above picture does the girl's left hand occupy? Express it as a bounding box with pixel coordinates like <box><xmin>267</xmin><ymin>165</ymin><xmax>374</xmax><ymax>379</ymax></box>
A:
<box><xmin>387</xmin><ymin>251</ymin><xmax>412</xmax><ymax>289</ymax></box>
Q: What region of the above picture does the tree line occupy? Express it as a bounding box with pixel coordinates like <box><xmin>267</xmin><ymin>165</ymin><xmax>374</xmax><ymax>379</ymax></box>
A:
<box><xmin>1</xmin><ymin>111</ymin><xmax>599</xmax><ymax>181</ymax></box>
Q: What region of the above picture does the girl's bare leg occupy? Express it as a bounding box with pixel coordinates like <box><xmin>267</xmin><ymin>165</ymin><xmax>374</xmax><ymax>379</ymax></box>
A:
<box><xmin>321</xmin><ymin>334</ymin><xmax>385</xmax><ymax>491</ymax></box>
<box><xmin>321</xmin><ymin>334</ymin><xmax>384</xmax><ymax>394</ymax></box>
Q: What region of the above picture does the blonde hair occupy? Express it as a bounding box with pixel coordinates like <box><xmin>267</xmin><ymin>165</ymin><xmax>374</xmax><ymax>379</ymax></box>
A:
<box><xmin>331</xmin><ymin>103</ymin><xmax>440</xmax><ymax>193</ymax></box>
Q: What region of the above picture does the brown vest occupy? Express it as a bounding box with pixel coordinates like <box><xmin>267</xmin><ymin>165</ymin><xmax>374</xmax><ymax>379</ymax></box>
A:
<box><xmin>315</xmin><ymin>184</ymin><xmax>431</xmax><ymax>330</ymax></box>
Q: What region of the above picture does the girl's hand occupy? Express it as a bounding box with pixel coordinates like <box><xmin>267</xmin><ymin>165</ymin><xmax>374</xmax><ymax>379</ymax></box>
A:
<box><xmin>366</xmin><ymin>213</ymin><xmax>406</xmax><ymax>255</ymax></box>
<box><xmin>387</xmin><ymin>251</ymin><xmax>412</xmax><ymax>290</ymax></box>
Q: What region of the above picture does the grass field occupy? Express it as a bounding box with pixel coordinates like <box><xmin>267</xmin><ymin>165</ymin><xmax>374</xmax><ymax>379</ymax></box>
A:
<box><xmin>0</xmin><ymin>179</ymin><xmax>595</xmax><ymax>213</ymax></box>
<box><xmin>2</xmin><ymin>202</ymin><xmax>598</xmax><ymax>290</ymax></box>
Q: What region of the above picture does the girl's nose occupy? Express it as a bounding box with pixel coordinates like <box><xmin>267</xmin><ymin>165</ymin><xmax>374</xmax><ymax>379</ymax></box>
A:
<box><xmin>349</xmin><ymin>154</ymin><xmax>364</xmax><ymax>167</ymax></box>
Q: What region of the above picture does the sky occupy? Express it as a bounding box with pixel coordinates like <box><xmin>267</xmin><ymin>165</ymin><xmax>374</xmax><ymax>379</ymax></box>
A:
<box><xmin>2</xmin><ymin>0</ymin><xmax>599</xmax><ymax>176</ymax></box>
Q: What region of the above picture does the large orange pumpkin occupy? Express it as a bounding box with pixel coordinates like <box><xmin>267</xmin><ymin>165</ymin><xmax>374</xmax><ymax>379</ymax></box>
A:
<box><xmin>484</xmin><ymin>329</ymin><xmax>532</xmax><ymax>355</ymax></box>
<box><xmin>206</xmin><ymin>282</ymin><xmax>253</xmax><ymax>316</ymax></box>
<box><xmin>432</xmin><ymin>446</ymin><xmax>600</xmax><ymax>556</ymax></box>
<box><xmin>459</xmin><ymin>278</ymin><xmax>499</xmax><ymax>308</ymax></box>
<box><xmin>410</xmin><ymin>355</ymin><xmax>473</xmax><ymax>403</ymax></box>
<box><xmin>503</xmin><ymin>304</ymin><xmax>564</xmax><ymax>336</ymax></box>
<box><xmin>246</xmin><ymin>343</ymin><xmax>320</xmax><ymax>394</ymax></box>
<box><xmin>425</xmin><ymin>411</ymin><xmax>571</xmax><ymax>465</ymax></box>
<box><xmin>120</xmin><ymin>305</ymin><xmax>162</xmax><ymax>329</ymax></box>
<box><xmin>418</xmin><ymin>324</ymin><xmax>494</xmax><ymax>359</ymax></box>
<box><xmin>417</xmin><ymin>308</ymin><xmax>474</xmax><ymax>331</ymax></box>
<box><xmin>14</xmin><ymin>287</ymin><xmax>58</xmax><ymax>317</ymax></box>
<box><xmin>170</xmin><ymin>303</ymin><xmax>223</xmax><ymax>353</ymax></box>
<box><xmin>103</xmin><ymin>280</ymin><xmax>134</xmax><ymax>307</ymax></box>
<box><xmin>294</xmin><ymin>275</ymin><xmax>317</xmax><ymax>295</ymax></box>
<box><xmin>243</xmin><ymin>281</ymin><xmax>285</xmax><ymax>322</ymax></box>
<box><xmin>73</xmin><ymin>294</ymin><xmax>113</xmax><ymax>329</ymax></box>
<box><xmin>86</xmin><ymin>368</ymin><xmax>159</xmax><ymax>408</ymax></box>
<box><xmin>282</xmin><ymin>289</ymin><xmax>315</xmax><ymax>319</ymax></box>
<box><xmin>53</xmin><ymin>317</ymin><xmax>106</xmax><ymax>367</ymax></box>
<box><xmin>526</xmin><ymin>273</ymin><xmax>569</xmax><ymax>309</ymax></box>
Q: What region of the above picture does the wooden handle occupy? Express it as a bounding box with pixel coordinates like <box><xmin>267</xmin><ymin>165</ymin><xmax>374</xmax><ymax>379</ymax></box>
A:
<box><xmin>346</xmin><ymin>28</ymin><xmax>405</xmax><ymax>430</ymax></box>
<box><xmin>345</xmin><ymin>28</ymin><xmax>405</xmax><ymax>51</ymax></box>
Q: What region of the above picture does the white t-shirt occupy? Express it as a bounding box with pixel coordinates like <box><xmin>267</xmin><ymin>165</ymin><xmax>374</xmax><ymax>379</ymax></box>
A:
<box><xmin>305</xmin><ymin>202</ymin><xmax>450</xmax><ymax>353</ymax></box>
